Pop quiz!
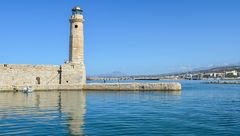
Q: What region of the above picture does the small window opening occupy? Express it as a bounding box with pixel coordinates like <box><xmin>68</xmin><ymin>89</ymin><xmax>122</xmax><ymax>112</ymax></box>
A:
<box><xmin>4</xmin><ymin>64</ymin><xmax>7</xmax><ymax>67</ymax></box>
<box><xmin>75</xmin><ymin>25</ymin><xmax>78</xmax><ymax>28</ymax></box>
<box><xmin>66</xmin><ymin>81</ymin><xmax>69</xmax><ymax>83</ymax></box>
<box><xmin>36</xmin><ymin>77</ymin><xmax>41</xmax><ymax>85</ymax></box>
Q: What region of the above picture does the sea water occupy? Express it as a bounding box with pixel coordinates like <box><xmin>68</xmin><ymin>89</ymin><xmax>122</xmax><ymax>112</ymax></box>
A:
<box><xmin>0</xmin><ymin>80</ymin><xmax>239</xmax><ymax>135</ymax></box>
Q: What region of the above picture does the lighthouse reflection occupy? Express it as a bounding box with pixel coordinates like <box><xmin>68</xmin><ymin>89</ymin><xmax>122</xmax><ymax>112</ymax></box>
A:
<box><xmin>35</xmin><ymin>91</ymin><xmax>86</xmax><ymax>135</ymax></box>
<box><xmin>0</xmin><ymin>91</ymin><xmax>86</xmax><ymax>135</ymax></box>
<box><xmin>60</xmin><ymin>91</ymin><xmax>86</xmax><ymax>135</ymax></box>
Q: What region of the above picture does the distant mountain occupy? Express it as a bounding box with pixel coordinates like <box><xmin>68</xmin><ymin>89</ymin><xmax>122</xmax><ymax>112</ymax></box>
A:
<box><xmin>87</xmin><ymin>64</ymin><xmax>240</xmax><ymax>78</ymax></box>
<box><xmin>202</xmin><ymin>65</ymin><xmax>240</xmax><ymax>73</ymax></box>
<box><xmin>173</xmin><ymin>65</ymin><xmax>240</xmax><ymax>76</ymax></box>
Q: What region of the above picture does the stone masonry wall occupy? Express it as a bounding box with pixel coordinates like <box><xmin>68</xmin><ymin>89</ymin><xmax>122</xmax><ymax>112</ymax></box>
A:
<box><xmin>84</xmin><ymin>83</ymin><xmax>182</xmax><ymax>91</ymax></box>
<box><xmin>0</xmin><ymin>64</ymin><xmax>60</xmax><ymax>87</ymax></box>
<box><xmin>61</xmin><ymin>63</ymin><xmax>86</xmax><ymax>85</ymax></box>
<box><xmin>0</xmin><ymin>64</ymin><xmax>86</xmax><ymax>91</ymax></box>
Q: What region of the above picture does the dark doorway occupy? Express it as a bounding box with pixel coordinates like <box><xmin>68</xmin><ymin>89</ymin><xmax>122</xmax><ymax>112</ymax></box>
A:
<box><xmin>36</xmin><ymin>77</ymin><xmax>41</xmax><ymax>85</ymax></box>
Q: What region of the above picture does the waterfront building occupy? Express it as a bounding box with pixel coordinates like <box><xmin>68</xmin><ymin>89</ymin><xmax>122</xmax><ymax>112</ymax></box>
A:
<box><xmin>192</xmin><ymin>74</ymin><xmax>203</xmax><ymax>80</ymax></box>
<box><xmin>225</xmin><ymin>70</ymin><xmax>238</xmax><ymax>77</ymax></box>
<box><xmin>184</xmin><ymin>74</ymin><xmax>193</xmax><ymax>80</ymax></box>
<box><xmin>203</xmin><ymin>73</ymin><xmax>211</xmax><ymax>79</ymax></box>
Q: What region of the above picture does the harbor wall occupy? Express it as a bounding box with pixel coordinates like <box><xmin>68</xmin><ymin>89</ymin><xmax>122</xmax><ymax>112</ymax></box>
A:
<box><xmin>0</xmin><ymin>64</ymin><xmax>60</xmax><ymax>86</ymax></box>
<box><xmin>84</xmin><ymin>82</ymin><xmax>182</xmax><ymax>91</ymax></box>
<box><xmin>0</xmin><ymin>64</ymin><xmax>86</xmax><ymax>91</ymax></box>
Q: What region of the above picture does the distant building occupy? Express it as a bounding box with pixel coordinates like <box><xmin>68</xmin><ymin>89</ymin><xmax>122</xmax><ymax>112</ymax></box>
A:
<box><xmin>203</xmin><ymin>73</ymin><xmax>211</xmax><ymax>79</ymax></box>
<box><xmin>184</xmin><ymin>74</ymin><xmax>192</xmax><ymax>80</ymax></box>
<box><xmin>192</xmin><ymin>74</ymin><xmax>203</xmax><ymax>80</ymax></box>
<box><xmin>210</xmin><ymin>73</ymin><xmax>224</xmax><ymax>78</ymax></box>
<box><xmin>225</xmin><ymin>70</ymin><xmax>238</xmax><ymax>78</ymax></box>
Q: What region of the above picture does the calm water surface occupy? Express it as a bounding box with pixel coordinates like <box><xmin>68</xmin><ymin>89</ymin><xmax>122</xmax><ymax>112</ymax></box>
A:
<box><xmin>0</xmin><ymin>81</ymin><xmax>239</xmax><ymax>135</ymax></box>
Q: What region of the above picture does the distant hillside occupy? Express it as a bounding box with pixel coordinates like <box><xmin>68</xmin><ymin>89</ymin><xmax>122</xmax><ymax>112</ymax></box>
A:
<box><xmin>201</xmin><ymin>66</ymin><xmax>240</xmax><ymax>73</ymax></box>
<box><xmin>173</xmin><ymin>65</ymin><xmax>240</xmax><ymax>76</ymax></box>
<box><xmin>88</xmin><ymin>65</ymin><xmax>240</xmax><ymax>78</ymax></box>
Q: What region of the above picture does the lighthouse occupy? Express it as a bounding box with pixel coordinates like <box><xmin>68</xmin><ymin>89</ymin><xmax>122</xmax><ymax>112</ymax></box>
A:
<box><xmin>60</xmin><ymin>6</ymin><xmax>86</xmax><ymax>86</ymax></box>
<box><xmin>69</xmin><ymin>6</ymin><xmax>84</xmax><ymax>64</ymax></box>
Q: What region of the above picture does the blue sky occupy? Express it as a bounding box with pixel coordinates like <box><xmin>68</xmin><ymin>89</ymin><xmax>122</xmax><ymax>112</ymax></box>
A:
<box><xmin>0</xmin><ymin>0</ymin><xmax>239</xmax><ymax>75</ymax></box>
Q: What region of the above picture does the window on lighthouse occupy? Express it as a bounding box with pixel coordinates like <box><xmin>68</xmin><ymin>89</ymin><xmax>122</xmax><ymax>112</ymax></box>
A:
<box><xmin>75</xmin><ymin>25</ymin><xmax>78</xmax><ymax>28</ymax></box>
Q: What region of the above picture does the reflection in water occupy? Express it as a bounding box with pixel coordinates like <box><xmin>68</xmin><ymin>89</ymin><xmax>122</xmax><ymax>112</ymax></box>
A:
<box><xmin>88</xmin><ymin>91</ymin><xmax>182</xmax><ymax>103</ymax></box>
<box><xmin>61</xmin><ymin>91</ymin><xmax>86</xmax><ymax>135</ymax></box>
<box><xmin>0</xmin><ymin>90</ymin><xmax>182</xmax><ymax>135</ymax></box>
<box><xmin>1</xmin><ymin>81</ymin><xmax>239</xmax><ymax>136</ymax></box>
<box><xmin>0</xmin><ymin>91</ymin><xmax>86</xmax><ymax>136</ymax></box>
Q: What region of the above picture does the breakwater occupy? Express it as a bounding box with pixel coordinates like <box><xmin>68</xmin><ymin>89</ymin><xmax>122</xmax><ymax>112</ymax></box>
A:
<box><xmin>0</xmin><ymin>82</ymin><xmax>182</xmax><ymax>92</ymax></box>
<box><xmin>84</xmin><ymin>82</ymin><xmax>181</xmax><ymax>91</ymax></box>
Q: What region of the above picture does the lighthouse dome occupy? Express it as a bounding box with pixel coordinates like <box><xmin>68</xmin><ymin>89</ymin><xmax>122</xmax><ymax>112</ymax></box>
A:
<box><xmin>72</xmin><ymin>6</ymin><xmax>81</xmax><ymax>11</ymax></box>
<box><xmin>72</xmin><ymin>6</ymin><xmax>83</xmax><ymax>15</ymax></box>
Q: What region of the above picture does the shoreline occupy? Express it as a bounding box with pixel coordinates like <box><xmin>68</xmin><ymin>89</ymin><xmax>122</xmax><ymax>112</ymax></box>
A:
<box><xmin>207</xmin><ymin>81</ymin><xmax>240</xmax><ymax>84</ymax></box>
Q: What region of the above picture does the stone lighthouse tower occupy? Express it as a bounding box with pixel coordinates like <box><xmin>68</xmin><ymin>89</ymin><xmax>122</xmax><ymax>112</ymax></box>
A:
<box><xmin>69</xmin><ymin>6</ymin><xmax>84</xmax><ymax>64</ymax></box>
<box><xmin>61</xmin><ymin>6</ymin><xmax>86</xmax><ymax>86</ymax></box>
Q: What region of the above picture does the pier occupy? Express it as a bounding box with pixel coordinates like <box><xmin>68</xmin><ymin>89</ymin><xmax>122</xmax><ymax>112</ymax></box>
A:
<box><xmin>84</xmin><ymin>82</ymin><xmax>181</xmax><ymax>91</ymax></box>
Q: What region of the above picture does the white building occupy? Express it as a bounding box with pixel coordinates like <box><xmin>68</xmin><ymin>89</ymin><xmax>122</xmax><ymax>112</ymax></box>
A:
<box><xmin>225</xmin><ymin>70</ymin><xmax>238</xmax><ymax>77</ymax></box>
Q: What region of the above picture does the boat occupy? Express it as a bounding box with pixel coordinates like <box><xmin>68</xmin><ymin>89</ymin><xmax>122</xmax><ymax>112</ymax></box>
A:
<box><xmin>22</xmin><ymin>86</ymin><xmax>33</xmax><ymax>93</ymax></box>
